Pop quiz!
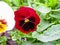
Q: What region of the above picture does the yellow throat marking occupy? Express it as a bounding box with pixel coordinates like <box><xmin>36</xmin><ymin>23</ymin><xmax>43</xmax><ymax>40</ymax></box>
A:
<box><xmin>0</xmin><ymin>22</ymin><xmax>7</xmax><ymax>33</ymax></box>
<box><xmin>25</xmin><ymin>19</ymin><xmax>29</xmax><ymax>23</ymax></box>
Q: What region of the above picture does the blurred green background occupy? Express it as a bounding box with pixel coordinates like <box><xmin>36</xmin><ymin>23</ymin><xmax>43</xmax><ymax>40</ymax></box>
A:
<box><xmin>0</xmin><ymin>0</ymin><xmax>60</xmax><ymax>45</ymax></box>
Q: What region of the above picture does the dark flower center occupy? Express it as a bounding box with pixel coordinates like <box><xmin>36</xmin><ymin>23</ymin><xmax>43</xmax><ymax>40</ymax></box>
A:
<box><xmin>19</xmin><ymin>17</ymin><xmax>35</xmax><ymax>31</ymax></box>
<box><xmin>29</xmin><ymin>17</ymin><xmax>35</xmax><ymax>22</ymax></box>
<box><xmin>22</xmin><ymin>22</ymin><xmax>35</xmax><ymax>31</ymax></box>
<box><xmin>19</xmin><ymin>20</ymin><xmax>24</xmax><ymax>26</ymax></box>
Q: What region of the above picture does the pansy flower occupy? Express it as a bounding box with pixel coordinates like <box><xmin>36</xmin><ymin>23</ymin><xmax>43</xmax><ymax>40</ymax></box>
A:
<box><xmin>0</xmin><ymin>1</ymin><xmax>15</xmax><ymax>34</ymax></box>
<box><xmin>14</xmin><ymin>6</ymin><xmax>40</xmax><ymax>34</ymax></box>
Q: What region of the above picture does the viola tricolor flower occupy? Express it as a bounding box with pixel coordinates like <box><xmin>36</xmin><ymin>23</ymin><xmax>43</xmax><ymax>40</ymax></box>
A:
<box><xmin>0</xmin><ymin>1</ymin><xmax>15</xmax><ymax>34</ymax></box>
<box><xmin>14</xmin><ymin>6</ymin><xmax>40</xmax><ymax>34</ymax></box>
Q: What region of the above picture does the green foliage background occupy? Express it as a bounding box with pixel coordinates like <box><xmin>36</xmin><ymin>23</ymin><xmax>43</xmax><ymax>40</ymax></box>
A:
<box><xmin>0</xmin><ymin>0</ymin><xmax>60</xmax><ymax>45</ymax></box>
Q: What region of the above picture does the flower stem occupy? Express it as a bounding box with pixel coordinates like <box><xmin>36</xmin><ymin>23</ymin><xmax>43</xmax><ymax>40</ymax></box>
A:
<box><xmin>51</xmin><ymin>9</ymin><xmax>60</xmax><ymax>11</ymax></box>
<box><xmin>27</xmin><ymin>0</ymin><xmax>31</xmax><ymax>7</ymax></box>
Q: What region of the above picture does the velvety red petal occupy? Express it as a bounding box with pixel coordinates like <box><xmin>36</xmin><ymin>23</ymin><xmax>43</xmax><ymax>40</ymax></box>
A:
<box><xmin>14</xmin><ymin>6</ymin><xmax>40</xmax><ymax>34</ymax></box>
<box><xmin>15</xmin><ymin>23</ymin><xmax>37</xmax><ymax>34</ymax></box>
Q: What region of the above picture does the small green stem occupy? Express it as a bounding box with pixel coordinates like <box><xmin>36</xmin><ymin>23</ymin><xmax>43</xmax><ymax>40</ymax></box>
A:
<box><xmin>27</xmin><ymin>0</ymin><xmax>31</xmax><ymax>7</ymax></box>
<box><xmin>51</xmin><ymin>9</ymin><xmax>60</xmax><ymax>11</ymax></box>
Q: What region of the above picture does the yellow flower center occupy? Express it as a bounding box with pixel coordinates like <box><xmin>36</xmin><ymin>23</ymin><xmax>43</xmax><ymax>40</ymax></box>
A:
<box><xmin>25</xmin><ymin>19</ymin><xmax>29</xmax><ymax>23</ymax></box>
<box><xmin>0</xmin><ymin>20</ymin><xmax>7</xmax><ymax>33</ymax></box>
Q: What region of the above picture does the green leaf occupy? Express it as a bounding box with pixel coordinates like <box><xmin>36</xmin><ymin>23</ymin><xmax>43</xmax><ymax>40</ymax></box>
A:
<box><xmin>22</xmin><ymin>41</ymin><xmax>32</xmax><ymax>45</ymax></box>
<box><xmin>3</xmin><ymin>0</ymin><xmax>11</xmax><ymax>6</ymax></box>
<box><xmin>12</xmin><ymin>0</ymin><xmax>20</xmax><ymax>7</ymax></box>
<box><xmin>55</xmin><ymin>2</ymin><xmax>60</xmax><ymax>9</ymax></box>
<box><xmin>37</xmin><ymin>24</ymin><xmax>60</xmax><ymax>42</ymax></box>
<box><xmin>43</xmin><ymin>42</ymin><xmax>55</xmax><ymax>45</ymax></box>
<box><xmin>55</xmin><ymin>40</ymin><xmax>60</xmax><ymax>45</ymax></box>
<box><xmin>39</xmin><ymin>0</ymin><xmax>46</xmax><ymax>3</ymax></box>
<box><xmin>50</xmin><ymin>11</ymin><xmax>60</xmax><ymax>19</ymax></box>
<box><xmin>22</xmin><ymin>41</ymin><xmax>43</xmax><ymax>45</ymax></box>
<box><xmin>46</xmin><ymin>0</ymin><xmax>58</xmax><ymax>9</ymax></box>
<box><xmin>32</xmin><ymin>43</ymin><xmax>43</xmax><ymax>45</ymax></box>
<box><xmin>32</xmin><ymin>31</ymin><xmax>40</xmax><ymax>38</ymax></box>
<box><xmin>37</xmin><ymin>4</ymin><xmax>51</xmax><ymax>14</ymax></box>
<box><xmin>0</xmin><ymin>36</ymin><xmax>6</xmax><ymax>43</ymax></box>
<box><xmin>56</xmin><ymin>44</ymin><xmax>60</xmax><ymax>45</ymax></box>
<box><xmin>37</xmin><ymin>18</ymin><xmax>54</xmax><ymax>32</ymax></box>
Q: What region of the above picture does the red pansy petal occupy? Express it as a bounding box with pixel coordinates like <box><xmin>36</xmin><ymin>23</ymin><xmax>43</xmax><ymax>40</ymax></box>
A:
<box><xmin>15</xmin><ymin>23</ymin><xmax>37</xmax><ymax>34</ymax></box>
<box><xmin>20</xmin><ymin>26</ymin><xmax>37</xmax><ymax>34</ymax></box>
<box><xmin>15</xmin><ymin>6</ymin><xmax>36</xmax><ymax>18</ymax></box>
<box><xmin>14</xmin><ymin>6</ymin><xmax>40</xmax><ymax>34</ymax></box>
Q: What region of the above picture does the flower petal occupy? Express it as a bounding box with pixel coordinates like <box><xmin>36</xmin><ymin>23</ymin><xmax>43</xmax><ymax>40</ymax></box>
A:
<box><xmin>0</xmin><ymin>1</ymin><xmax>15</xmax><ymax>31</ymax></box>
<box><xmin>14</xmin><ymin>6</ymin><xmax>40</xmax><ymax>34</ymax></box>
